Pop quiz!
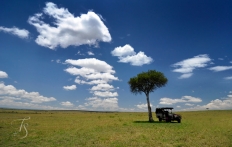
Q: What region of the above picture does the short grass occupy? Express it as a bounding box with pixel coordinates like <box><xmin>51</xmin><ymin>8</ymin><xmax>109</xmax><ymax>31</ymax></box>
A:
<box><xmin>0</xmin><ymin>109</ymin><xmax>232</xmax><ymax>147</ymax></box>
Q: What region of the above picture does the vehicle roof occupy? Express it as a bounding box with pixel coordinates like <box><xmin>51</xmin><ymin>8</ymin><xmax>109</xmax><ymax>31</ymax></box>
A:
<box><xmin>156</xmin><ymin>107</ymin><xmax>173</xmax><ymax>110</ymax></box>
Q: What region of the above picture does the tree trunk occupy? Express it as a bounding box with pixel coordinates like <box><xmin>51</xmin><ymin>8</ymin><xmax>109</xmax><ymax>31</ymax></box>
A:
<box><xmin>146</xmin><ymin>93</ymin><xmax>154</xmax><ymax>122</ymax></box>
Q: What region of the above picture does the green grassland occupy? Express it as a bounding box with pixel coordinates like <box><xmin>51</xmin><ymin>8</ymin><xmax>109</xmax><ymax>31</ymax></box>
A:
<box><xmin>0</xmin><ymin>109</ymin><xmax>232</xmax><ymax>147</ymax></box>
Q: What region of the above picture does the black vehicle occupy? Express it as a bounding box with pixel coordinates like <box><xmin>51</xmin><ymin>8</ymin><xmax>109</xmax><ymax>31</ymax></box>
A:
<box><xmin>155</xmin><ymin>107</ymin><xmax>181</xmax><ymax>123</ymax></box>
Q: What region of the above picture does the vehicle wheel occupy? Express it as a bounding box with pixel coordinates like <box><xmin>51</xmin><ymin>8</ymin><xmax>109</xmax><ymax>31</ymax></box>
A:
<box><xmin>178</xmin><ymin>119</ymin><xmax>181</xmax><ymax>123</ymax></box>
<box><xmin>159</xmin><ymin>118</ymin><xmax>162</xmax><ymax>122</ymax></box>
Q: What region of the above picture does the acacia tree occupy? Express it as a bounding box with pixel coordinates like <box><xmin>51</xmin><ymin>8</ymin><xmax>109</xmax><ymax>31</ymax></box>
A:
<box><xmin>128</xmin><ymin>70</ymin><xmax>168</xmax><ymax>122</ymax></box>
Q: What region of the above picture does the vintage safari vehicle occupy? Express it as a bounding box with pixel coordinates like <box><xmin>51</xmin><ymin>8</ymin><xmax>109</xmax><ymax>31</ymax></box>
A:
<box><xmin>155</xmin><ymin>107</ymin><xmax>181</xmax><ymax>123</ymax></box>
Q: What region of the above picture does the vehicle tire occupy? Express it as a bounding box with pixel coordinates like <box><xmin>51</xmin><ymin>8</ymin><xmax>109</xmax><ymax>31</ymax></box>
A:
<box><xmin>159</xmin><ymin>118</ymin><xmax>162</xmax><ymax>122</ymax></box>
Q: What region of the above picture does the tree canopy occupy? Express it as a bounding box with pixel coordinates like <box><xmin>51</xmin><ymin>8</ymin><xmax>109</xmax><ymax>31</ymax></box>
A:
<box><xmin>128</xmin><ymin>70</ymin><xmax>168</xmax><ymax>96</ymax></box>
<box><xmin>128</xmin><ymin>70</ymin><xmax>168</xmax><ymax>122</ymax></box>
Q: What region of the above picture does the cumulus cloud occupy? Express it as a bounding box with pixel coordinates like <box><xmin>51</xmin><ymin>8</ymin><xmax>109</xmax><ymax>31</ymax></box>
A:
<box><xmin>90</xmin><ymin>83</ymin><xmax>114</xmax><ymax>91</ymax></box>
<box><xmin>76</xmin><ymin>51</ymin><xmax>85</xmax><ymax>56</ymax></box>
<box><xmin>183</xmin><ymin>93</ymin><xmax>232</xmax><ymax>111</ymax></box>
<box><xmin>119</xmin><ymin>52</ymin><xmax>153</xmax><ymax>66</ymax></box>
<box><xmin>87</xmin><ymin>51</ymin><xmax>94</xmax><ymax>55</ymax></box>
<box><xmin>204</xmin><ymin>98</ymin><xmax>232</xmax><ymax>109</ymax></box>
<box><xmin>28</xmin><ymin>2</ymin><xmax>111</xmax><ymax>49</ymax></box>
<box><xmin>65</xmin><ymin>58</ymin><xmax>115</xmax><ymax>73</ymax></box>
<box><xmin>66</xmin><ymin>67</ymin><xmax>118</xmax><ymax>83</ymax></box>
<box><xmin>0</xmin><ymin>98</ymin><xmax>61</xmax><ymax>110</ymax></box>
<box><xmin>0</xmin><ymin>83</ymin><xmax>56</xmax><ymax>103</ymax></box>
<box><xmin>75</xmin><ymin>78</ymin><xmax>108</xmax><ymax>85</ymax></box>
<box><xmin>85</xmin><ymin>97</ymin><xmax>118</xmax><ymax>110</ymax></box>
<box><xmin>0</xmin><ymin>71</ymin><xmax>8</xmax><ymax>78</ymax></box>
<box><xmin>172</xmin><ymin>54</ymin><xmax>211</xmax><ymax>79</ymax></box>
<box><xmin>185</xmin><ymin>103</ymin><xmax>194</xmax><ymax>106</ymax></box>
<box><xmin>93</xmin><ymin>91</ymin><xmax>118</xmax><ymax>97</ymax></box>
<box><xmin>111</xmin><ymin>44</ymin><xmax>153</xmax><ymax>66</ymax></box>
<box><xmin>65</xmin><ymin>58</ymin><xmax>119</xmax><ymax>110</ymax></box>
<box><xmin>111</xmin><ymin>44</ymin><xmax>136</xmax><ymax>57</ymax></box>
<box><xmin>56</xmin><ymin>59</ymin><xmax>61</xmax><ymax>63</ymax></box>
<box><xmin>178</xmin><ymin>73</ymin><xmax>193</xmax><ymax>79</ymax></box>
<box><xmin>65</xmin><ymin>58</ymin><xmax>118</xmax><ymax>82</ymax></box>
<box><xmin>208</xmin><ymin>66</ymin><xmax>232</xmax><ymax>72</ymax></box>
<box><xmin>136</xmin><ymin>103</ymin><xmax>153</xmax><ymax>109</ymax></box>
<box><xmin>76</xmin><ymin>104</ymin><xmax>86</xmax><ymax>110</ymax></box>
<box><xmin>224</xmin><ymin>76</ymin><xmax>232</xmax><ymax>80</ymax></box>
<box><xmin>60</xmin><ymin>101</ymin><xmax>74</xmax><ymax>107</ymax></box>
<box><xmin>159</xmin><ymin>96</ymin><xmax>202</xmax><ymax>105</ymax></box>
<box><xmin>0</xmin><ymin>26</ymin><xmax>29</xmax><ymax>39</ymax></box>
<box><xmin>63</xmin><ymin>85</ymin><xmax>76</xmax><ymax>90</ymax></box>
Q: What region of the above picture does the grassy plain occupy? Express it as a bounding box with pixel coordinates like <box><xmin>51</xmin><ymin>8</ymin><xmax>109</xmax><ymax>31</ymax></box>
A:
<box><xmin>0</xmin><ymin>109</ymin><xmax>232</xmax><ymax>147</ymax></box>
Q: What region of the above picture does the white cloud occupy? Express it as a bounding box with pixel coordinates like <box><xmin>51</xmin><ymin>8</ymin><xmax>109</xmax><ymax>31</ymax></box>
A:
<box><xmin>205</xmin><ymin>98</ymin><xmax>232</xmax><ymax>109</ymax></box>
<box><xmin>76</xmin><ymin>51</ymin><xmax>85</xmax><ymax>56</ymax></box>
<box><xmin>224</xmin><ymin>76</ymin><xmax>232</xmax><ymax>80</ymax></box>
<box><xmin>65</xmin><ymin>58</ymin><xmax>118</xmax><ymax>83</ymax></box>
<box><xmin>60</xmin><ymin>101</ymin><xmax>74</xmax><ymax>107</ymax></box>
<box><xmin>28</xmin><ymin>2</ymin><xmax>111</xmax><ymax>49</ymax></box>
<box><xmin>75</xmin><ymin>78</ymin><xmax>107</xmax><ymax>85</ymax></box>
<box><xmin>0</xmin><ymin>71</ymin><xmax>8</xmax><ymax>78</ymax></box>
<box><xmin>87</xmin><ymin>51</ymin><xmax>94</xmax><ymax>55</ymax></box>
<box><xmin>178</xmin><ymin>73</ymin><xmax>193</xmax><ymax>79</ymax></box>
<box><xmin>76</xmin><ymin>104</ymin><xmax>86</xmax><ymax>110</ymax></box>
<box><xmin>66</xmin><ymin>67</ymin><xmax>118</xmax><ymax>82</ymax></box>
<box><xmin>183</xmin><ymin>94</ymin><xmax>232</xmax><ymax>111</ymax></box>
<box><xmin>230</xmin><ymin>61</ymin><xmax>232</xmax><ymax>64</ymax></box>
<box><xmin>65</xmin><ymin>58</ymin><xmax>115</xmax><ymax>73</ymax></box>
<box><xmin>90</xmin><ymin>83</ymin><xmax>114</xmax><ymax>91</ymax></box>
<box><xmin>179</xmin><ymin>92</ymin><xmax>232</xmax><ymax>111</ymax></box>
<box><xmin>111</xmin><ymin>44</ymin><xmax>153</xmax><ymax>66</ymax></box>
<box><xmin>111</xmin><ymin>44</ymin><xmax>136</xmax><ymax>57</ymax></box>
<box><xmin>136</xmin><ymin>103</ymin><xmax>152</xmax><ymax>109</ymax></box>
<box><xmin>119</xmin><ymin>51</ymin><xmax>153</xmax><ymax>66</ymax></box>
<box><xmin>160</xmin><ymin>98</ymin><xmax>185</xmax><ymax>105</ymax></box>
<box><xmin>0</xmin><ymin>98</ymin><xmax>61</xmax><ymax>110</ymax></box>
<box><xmin>0</xmin><ymin>26</ymin><xmax>29</xmax><ymax>39</ymax></box>
<box><xmin>85</xmin><ymin>97</ymin><xmax>118</xmax><ymax>110</ymax></box>
<box><xmin>159</xmin><ymin>96</ymin><xmax>202</xmax><ymax>105</ymax></box>
<box><xmin>56</xmin><ymin>59</ymin><xmax>61</xmax><ymax>63</ymax></box>
<box><xmin>185</xmin><ymin>103</ymin><xmax>194</xmax><ymax>106</ymax></box>
<box><xmin>0</xmin><ymin>83</ymin><xmax>56</xmax><ymax>103</ymax></box>
<box><xmin>93</xmin><ymin>91</ymin><xmax>118</xmax><ymax>97</ymax></box>
<box><xmin>208</xmin><ymin>66</ymin><xmax>232</xmax><ymax>72</ymax></box>
<box><xmin>65</xmin><ymin>67</ymin><xmax>95</xmax><ymax>76</ymax></box>
<box><xmin>63</xmin><ymin>85</ymin><xmax>76</xmax><ymax>90</ymax></box>
<box><xmin>183</xmin><ymin>96</ymin><xmax>202</xmax><ymax>102</ymax></box>
<box><xmin>85</xmin><ymin>72</ymin><xmax>118</xmax><ymax>81</ymax></box>
<box><xmin>65</xmin><ymin>58</ymin><xmax>119</xmax><ymax>110</ymax></box>
<box><xmin>172</xmin><ymin>54</ymin><xmax>211</xmax><ymax>79</ymax></box>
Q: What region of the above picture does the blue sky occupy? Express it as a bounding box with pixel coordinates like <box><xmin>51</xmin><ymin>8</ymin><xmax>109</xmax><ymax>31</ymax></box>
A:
<box><xmin>0</xmin><ymin>0</ymin><xmax>232</xmax><ymax>111</ymax></box>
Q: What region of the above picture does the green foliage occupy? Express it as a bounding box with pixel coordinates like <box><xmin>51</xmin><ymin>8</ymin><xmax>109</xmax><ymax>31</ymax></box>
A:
<box><xmin>128</xmin><ymin>70</ymin><xmax>168</xmax><ymax>95</ymax></box>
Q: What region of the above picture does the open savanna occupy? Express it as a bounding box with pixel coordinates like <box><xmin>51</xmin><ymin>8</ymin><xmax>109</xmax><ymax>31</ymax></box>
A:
<box><xmin>0</xmin><ymin>109</ymin><xmax>232</xmax><ymax>147</ymax></box>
